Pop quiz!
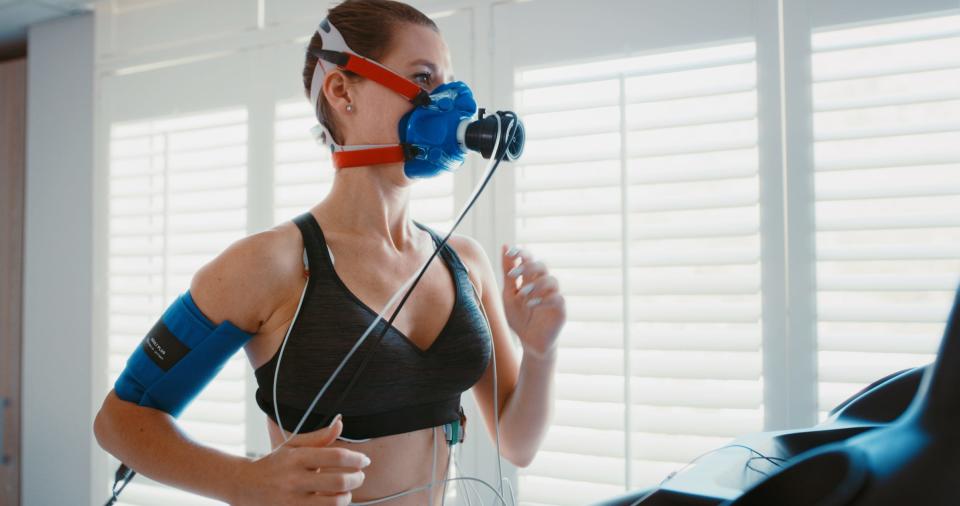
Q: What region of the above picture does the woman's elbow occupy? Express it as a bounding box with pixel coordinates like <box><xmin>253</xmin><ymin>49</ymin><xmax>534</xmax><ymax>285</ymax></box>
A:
<box><xmin>501</xmin><ymin>442</ymin><xmax>538</xmax><ymax>468</ymax></box>
<box><xmin>507</xmin><ymin>455</ymin><xmax>533</xmax><ymax>469</ymax></box>
<box><xmin>93</xmin><ymin>390</ymin><xmax>125</xmax><ymax>453</ymax></box>
<box><xmin>94</xmin><ymin>402</ymin><xmax>115</xmax><ymax>450</ymax></box>
<box><xmin>495</xmin><ymin>420</ymin><xmax>547</xmax><ymax>468</ymax></box>
<box><xmin>506</xmin><ymin>449</ymin><xmax>536</xmax><ymax>468</ymax></box>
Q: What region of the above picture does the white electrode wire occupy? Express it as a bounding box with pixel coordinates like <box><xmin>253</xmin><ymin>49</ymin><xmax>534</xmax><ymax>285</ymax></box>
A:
<box><xmin>431</xmin><ymin>426</ymin><xmax>438</xmax><ymax>506</ymax></box>
<box><xmin>441</xmin><ymin>439</ymin><xmax>452</xmax><ymax>506</ymax></box>
<box><xmin>457</xmin><ymin>449</ymin><xmax>474</xmax><ymax>506</ymax></box>
<box><xmin>276</xmin><ymin>115</ymin><xmax>519</xmax><ymax>506</ymax></box>
<box><xmin>463</xmin><ymin>438</ymin><xmax>501</xmax><ymax>506</ymax></box>
<box><xmin>272</xmin><ymin>272</ymin><xmax>310</xmax><ymax>441</ymax></box>
<box><xmin>469</xmin><ymin>476</ymin><xmax>486</xmax><ymax>506</ymax></box>
<box><xmin>442</xmin><ymin>438</ymin><xmax>452</xmax><ymax>505</ymax></box>
<box><xmin>467</xmin><ymin>279</ymin><xmax>512</xmax><ymax>506</ymax></box>
<box><xmin>350</xmin><ymin>432</ymin><xmax>457</xmax><ymax>506</ymax></box>
<box><xmin>453</xmin><ymin>447</ymin><xmax>469</xmax><ymax>506</ymax></box>
<box><xmin>353</xmin><ymin>254</ymin><xmax>519</xmax><ymax>506</ymax></box>
<box><xmin>503</xmin><ymin>477</ymin><xmax>517</xmax><ymax>506</ymax></box>
<box><xmin>626</xmin><ymin>444</ymin><xmax>786</xmax><ymax>506</ymax></box>
<box><xmin>455</xmin><ymin>446</ymin><xmax>480</xmax><ymax>506</ymax></box>
<box><xmin>351</xmin><ymin>476</ymin><xmax>507</xmax><ymax>506</ymax></box>
<box><xmin>351</xmin><ymin>443</ymin><xmax>506</xmax><ymax>506</ymax></box>
<box><xmin>273</xmin><ymin>271</ymin><xmax>417</xmax><ymax>446</ymax></box>
<box><xmin>346</xmin><ymin>118</ymin><xmax>516</xmax><ymax>506</ymax></box>
<box><xmin>274</xmin><ymin>113</ymin><xmax>510</xmax><ymax>449</ymax></box>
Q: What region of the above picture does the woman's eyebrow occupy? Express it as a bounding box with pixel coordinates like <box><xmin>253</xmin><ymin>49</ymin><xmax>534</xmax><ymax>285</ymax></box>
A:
<box><xmin>408</xmin><ymin>59</ymin><xmax>439</xmax><ymax>73</ymax></box>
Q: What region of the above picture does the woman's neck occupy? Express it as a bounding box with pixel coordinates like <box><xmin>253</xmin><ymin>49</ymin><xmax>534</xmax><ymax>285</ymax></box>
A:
<box><xmin>317</xmin><ymin>164</ymin><xmax>419</xmax><ymax>252</ymax></box>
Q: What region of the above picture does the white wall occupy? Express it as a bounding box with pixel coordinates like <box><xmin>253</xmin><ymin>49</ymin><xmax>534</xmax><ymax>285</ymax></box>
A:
<box><xmin>20</xmin><ymin>0</ymin><xmax>960</xmax><ymax>504</ymax></box>
<box><xmin>22</xmin><ymin>11</ymin><xmax>96</xmax><ymax>506</ymax></box>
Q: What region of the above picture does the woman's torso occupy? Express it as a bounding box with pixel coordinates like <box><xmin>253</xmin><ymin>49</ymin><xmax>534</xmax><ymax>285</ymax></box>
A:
<box><xmin>242</xmin><ymin>208</ymin><xmax>491</xmax><ymax>503</ymax></box>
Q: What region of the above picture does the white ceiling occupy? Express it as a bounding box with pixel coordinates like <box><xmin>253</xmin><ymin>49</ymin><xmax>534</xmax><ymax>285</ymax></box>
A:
<box><xmin>0</xmin><ymin>0</ymin><xmax>95</xmax><ymax>49</ymax></box>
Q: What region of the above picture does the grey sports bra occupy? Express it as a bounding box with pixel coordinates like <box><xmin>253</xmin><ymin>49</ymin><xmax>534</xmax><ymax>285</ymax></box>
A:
<box><xmin>253</xmin><ymin>211</ymin><xmax>493</xmax><ymax>440</ymax></box>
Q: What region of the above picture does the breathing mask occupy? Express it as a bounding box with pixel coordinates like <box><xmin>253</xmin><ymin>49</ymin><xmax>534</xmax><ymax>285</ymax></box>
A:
<box><xmin>307</xmin><ymin>18</ymin><xmax>525</xmax><ymax>178</ymax></box>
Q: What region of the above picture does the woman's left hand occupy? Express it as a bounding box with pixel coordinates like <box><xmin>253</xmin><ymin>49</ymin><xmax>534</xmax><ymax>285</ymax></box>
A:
<box><xmin>500</xmin><ymin>244</ymin><xmax>566</xmax><ymax>359</ymax></box>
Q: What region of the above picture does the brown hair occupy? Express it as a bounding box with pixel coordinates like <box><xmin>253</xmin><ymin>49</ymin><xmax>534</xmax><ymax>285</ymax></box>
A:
<box><xmin>303</xmin><ymin>0</ymin><xmax>439</xmax><ymax>144</ymax></box>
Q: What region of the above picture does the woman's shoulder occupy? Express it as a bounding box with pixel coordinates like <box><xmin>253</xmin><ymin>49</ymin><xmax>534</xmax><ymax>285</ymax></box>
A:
<box><xmin>446</xmin><ymin>234</ymin><xmax>496</xmax><ymax>292</ymax></box>
<box><xmin>445</xmin><ymin>234</ymin><xmax>484</xmax><ymax>264</ymax></box>
<box><xmin>188</xmin><ymin>221</ymin><xmax>306</xmax><ymax>335</ymax></box>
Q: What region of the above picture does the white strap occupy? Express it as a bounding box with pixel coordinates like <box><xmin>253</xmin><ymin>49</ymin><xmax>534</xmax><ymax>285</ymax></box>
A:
<box><xmin>301</xmin><ymin>242</ymin><xmax>334</xmax><ymax>269</ymax></box>
<box><xmin>309</xmin><ymin>18</ymin><xmax>360</xmax><ymax>146</ymax></box>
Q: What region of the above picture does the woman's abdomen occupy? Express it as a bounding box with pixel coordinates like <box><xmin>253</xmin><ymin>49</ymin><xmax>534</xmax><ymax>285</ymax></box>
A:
<box><xmin>267</xmin><ymin>419</ymin><xmax>452</xmax><ymax>505</ymax></box>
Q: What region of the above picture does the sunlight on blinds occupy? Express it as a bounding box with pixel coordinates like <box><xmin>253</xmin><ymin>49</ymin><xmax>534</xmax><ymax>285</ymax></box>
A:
<box><xmin>513</xmin><ymin>41</ymin><xmax>763</xmax><ymax>505</ymax></box>
<box><xmin>812</xmin><ymin>14</ymin><xmax>960</xmax><ymax>419</ymax></box>
<box><xmin>273</xmin><ymin>99</ymin><xmax>456</xmax><ymax>231</ymax></box>
<box><xmin>107</xmin><ymin>108</ymin><xmax>249</xmax><ymax>505</ymax></box>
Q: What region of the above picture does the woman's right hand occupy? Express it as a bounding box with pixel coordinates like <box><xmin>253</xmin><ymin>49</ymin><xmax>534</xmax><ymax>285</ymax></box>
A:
<box><xmin>232</xmin><ymin>415</ymin><xmax>370</xmax><ymax>505</ymax></box>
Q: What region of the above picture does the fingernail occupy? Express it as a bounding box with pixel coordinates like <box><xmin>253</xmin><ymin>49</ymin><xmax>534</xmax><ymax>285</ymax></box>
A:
<box><xmin>526</xmin><ymin>297</ymin><xmax>542</xmax><ymax>307</ymax></box>
<box><xmin>361</xmin><ymin>454</ymin><xmax>372</xmax><ymax>467</ymax></box>
<box><xmin>508</xmin><ymin>265</ymin><xmax>524</xmax><ymax>278</ymax></box>
<box><xmin>519</xmin><ymin>284</ymin><xmax>534</xmax><ymax>296</ymax></box>
<box><xmin>506</xmin><ymin>246</ymin><xmax>520</xmax><ymax>257</ymax></box>
<box><xmin>328</xmin><ymin>413</ymin><xmax>342</xmax><ymax>428</ymax></box>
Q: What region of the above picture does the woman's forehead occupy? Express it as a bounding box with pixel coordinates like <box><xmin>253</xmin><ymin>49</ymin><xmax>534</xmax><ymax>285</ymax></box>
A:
<box><xmin>384</xmin><ymin>25</ymin><xmax>452</xmax><ymax>78</ymax></box>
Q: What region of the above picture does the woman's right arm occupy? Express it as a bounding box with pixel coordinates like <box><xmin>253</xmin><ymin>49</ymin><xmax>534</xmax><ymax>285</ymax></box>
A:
<box><xmin>94</xmin><ymin>388</ymin><xmax>247</xmax><ymax>502</ymax></box>
<box><xmin>94</xmin><ymin>390</ymin><xmax>365</xmax><ymax>505</ymax></box>
<box><xmin>94</xmin><ymin>230</ymin><xmax>369</xmax><ymax>505</ymax></box>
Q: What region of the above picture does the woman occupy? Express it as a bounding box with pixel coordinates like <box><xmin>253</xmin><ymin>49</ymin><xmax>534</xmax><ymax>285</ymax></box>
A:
<box><xmin>93</xmin><ymin>1</ymin><xmax>564</xmax><ymax>504</ymax></box>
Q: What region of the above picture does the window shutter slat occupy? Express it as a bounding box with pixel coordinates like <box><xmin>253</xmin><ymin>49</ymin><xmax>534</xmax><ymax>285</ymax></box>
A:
<box><xmin>107</xmin><ymin>108</ymin><xmax>250</xmax><ymax>505</ymax></box>
<box><xmin>513</xmin><ymin>41</ymin><xmax>764</xmax><ymax>500</ymax></box>
<box><xmin>813</xmin><ymin>15</ymin><xmax>960</xmax><ymax>420</ymax></box>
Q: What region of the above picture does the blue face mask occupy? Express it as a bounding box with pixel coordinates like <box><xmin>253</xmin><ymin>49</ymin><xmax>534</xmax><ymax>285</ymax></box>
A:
<box><xmin>308</xmin><ymin>19</ymin><xmax>521</xmax><ymax>176</ymax></box>
<box><xmin>398</xmin><ymin>81</ymin><xmax>478</xmax><ymax>179</ymax></box>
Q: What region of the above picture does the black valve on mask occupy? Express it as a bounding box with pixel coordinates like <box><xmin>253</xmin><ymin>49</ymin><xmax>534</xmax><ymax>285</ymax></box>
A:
<box><xmin>461</xmin><ymin>109</ymin><xmax>525</xmax><ymax>161</ymax></box>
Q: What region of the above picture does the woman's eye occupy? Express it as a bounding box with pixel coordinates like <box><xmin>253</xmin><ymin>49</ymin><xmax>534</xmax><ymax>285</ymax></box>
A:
<box><xmin>413</xmin><ymin>73</ymin><xmax>432</xmax><ymax>85</ymax></box>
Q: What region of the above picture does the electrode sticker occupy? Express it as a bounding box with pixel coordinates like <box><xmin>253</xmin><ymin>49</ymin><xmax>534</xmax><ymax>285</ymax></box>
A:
<box><xmin>141</xmin><ymin>319</ymin><xmax>191</xmax><ymax>371</ymax></box>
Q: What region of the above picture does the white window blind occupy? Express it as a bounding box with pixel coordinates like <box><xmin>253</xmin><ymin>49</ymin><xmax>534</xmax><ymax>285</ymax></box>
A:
<box><xmin>812</xmin><ymin>13</ymin><xmax>960</xmax><ymax>419</ymax></box>
<box><xmin>512</xmin><ymin>41</ymin><xmax>764</xmax><ymax>505</ymax></box>
<box><xmin>273</xmin><ymin>98</ymin><xmax>456</xmax><ymax>231</ymax></box>
<box><xmin>107</xmin><ymin>108</ymin><xmax>250</xmax><ymax>505</ymax></box>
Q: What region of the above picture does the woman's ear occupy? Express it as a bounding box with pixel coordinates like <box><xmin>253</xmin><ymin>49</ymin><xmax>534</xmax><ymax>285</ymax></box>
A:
<box><xmin>322</xmin><ymin>69</ymin><xmax>353</xmax><ymax>124</ymax></box>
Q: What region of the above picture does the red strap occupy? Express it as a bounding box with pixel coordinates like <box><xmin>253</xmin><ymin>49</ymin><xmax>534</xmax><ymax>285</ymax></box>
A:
<box><xmin>343</xmin><ymin>55</ymin><xmax>423</xmax><ymax>102</ymax></box>
<box><xmin>332</xmin><ymin>145</ymin><xmax>406</xmax><ymax>169</ymax></box>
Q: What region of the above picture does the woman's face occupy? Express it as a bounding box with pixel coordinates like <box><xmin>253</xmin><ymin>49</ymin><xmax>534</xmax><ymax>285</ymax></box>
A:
<box><xmin>335</xmin><ymin>23</ymin><xmax>452</xmax><ymax>148</ymax></box>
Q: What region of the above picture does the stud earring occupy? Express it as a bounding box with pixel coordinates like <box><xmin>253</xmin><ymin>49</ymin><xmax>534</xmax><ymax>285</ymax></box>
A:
<box><xmin>346</xmin><ymin>104</ymin><xmax>354</xmax><ymax>112</ymax></box>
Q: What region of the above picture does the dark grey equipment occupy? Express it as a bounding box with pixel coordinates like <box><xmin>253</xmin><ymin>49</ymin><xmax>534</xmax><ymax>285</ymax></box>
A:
<box><xmin>592</xmin><ymin>284</ymin><xmax>960</xmax><ymax>506</ymax></box>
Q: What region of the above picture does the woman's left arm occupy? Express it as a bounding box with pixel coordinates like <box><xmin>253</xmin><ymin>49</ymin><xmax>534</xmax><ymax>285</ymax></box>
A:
<box><xmin>452</xmin><ymin>237</ymin><xmax>566</xmax><ymax>468</ymax></box>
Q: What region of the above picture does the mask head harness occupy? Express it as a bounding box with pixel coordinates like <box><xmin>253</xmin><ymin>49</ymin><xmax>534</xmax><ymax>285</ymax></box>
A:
<box><xmin>308</xmin><ymin>18</ymin><xmax>471</xmax><ymax>174</ymax></box>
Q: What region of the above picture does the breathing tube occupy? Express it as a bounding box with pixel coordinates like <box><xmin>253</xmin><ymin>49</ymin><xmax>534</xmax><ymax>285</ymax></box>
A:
<box><xmin>105</xmin><ymin>114</ymin><xmax>521</xmax><ymax>506</ymax></box>
<box><xmin>105</xmin><ymin>14</ymin><xmax>526</xmax><ymax>504</ymax></box>
<box><xmin>271</xmin><ymin>113</ymin><xmax>521</xmax><ymax>506</ymax></box>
